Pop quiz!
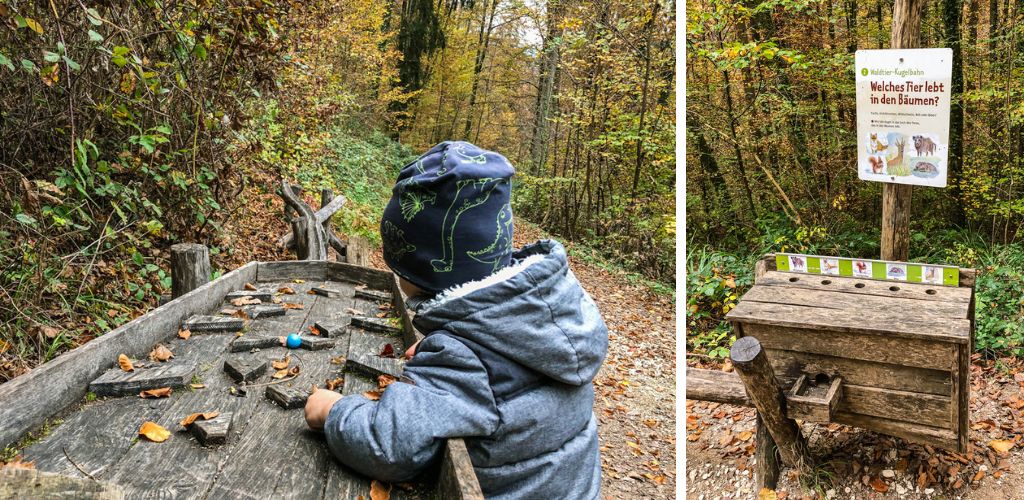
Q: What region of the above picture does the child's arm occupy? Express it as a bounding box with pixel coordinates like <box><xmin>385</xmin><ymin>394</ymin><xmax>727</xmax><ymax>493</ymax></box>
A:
<box><xmin>321</xmin><ymin>332</ymin><xmax>499</xmax><ymax>482</ymax></box>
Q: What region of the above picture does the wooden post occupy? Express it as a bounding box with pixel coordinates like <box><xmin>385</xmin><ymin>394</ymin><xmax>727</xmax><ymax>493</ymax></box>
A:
<box><xmin>282</xmin><ymin>185</ymin><xmax>302</xmax><ymax>222</ymax></box>
<box><xmin>880</xmin><ymin>0</ymin><xmax>924</xmax><ymax>261</ymax></box>
<box><xmin>170</xmin><ymin>243</ymin><xmax>211</xmax><ymax>299</ymax></box>
<box><xmin>281</xmin><ymin>180</ymin><xmax>328</xmax><ymax>260</ymax></box>
<box><xmin>755</xmin><ymin>414</ymin><xmax>781</xmax><ymax>490</ymax></box>
<box><xmin>729</xmin><ymin>336</ymin><xmax>811</xmax><ymax>469</ymax></box>
<box><xmin>320</xmin><ymin>188</ymin><xmax>348</xmax><ymax>260</ymax></box>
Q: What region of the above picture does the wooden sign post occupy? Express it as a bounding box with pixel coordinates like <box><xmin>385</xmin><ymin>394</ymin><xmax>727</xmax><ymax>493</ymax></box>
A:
<box><xmin>880</xmin><ymin>0</ymin><xmax>924</xmax><ymax>261</ymax></box>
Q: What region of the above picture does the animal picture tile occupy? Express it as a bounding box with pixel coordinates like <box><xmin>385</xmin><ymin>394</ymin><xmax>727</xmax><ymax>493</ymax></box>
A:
<box><xmin>851</xmin><ymin>259</ymin><xmax>872</xmax><ymax>278</ymax></box>
<box><xmin>886</xmin><ymin>263</ymin><xmax>907</xmax><ymax>280</ymax></box>
<box><xmin>820</xmin><ymin>258</ymin><xmax>840</xmax><ymax>275</ymax></box>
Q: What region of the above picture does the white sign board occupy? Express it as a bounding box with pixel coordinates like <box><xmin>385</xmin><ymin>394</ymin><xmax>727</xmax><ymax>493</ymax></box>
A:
<box><xmin>855</xmin><ymin>48</ymin><xmax>952</xmax><ymax>188</ymax></box>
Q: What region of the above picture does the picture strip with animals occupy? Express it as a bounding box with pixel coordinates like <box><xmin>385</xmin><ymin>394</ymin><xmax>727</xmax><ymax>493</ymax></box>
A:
<box><xmin>776</xmin><ymin>253</ymin><xmax>960</xmax><ymax>286</ymax></box>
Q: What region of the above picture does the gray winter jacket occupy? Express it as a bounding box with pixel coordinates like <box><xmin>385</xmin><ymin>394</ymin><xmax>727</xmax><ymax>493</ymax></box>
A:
<box><xmin>323</xmin><ymin>240</ymin><xmax>609</xmax><ymax>499</ymax></box>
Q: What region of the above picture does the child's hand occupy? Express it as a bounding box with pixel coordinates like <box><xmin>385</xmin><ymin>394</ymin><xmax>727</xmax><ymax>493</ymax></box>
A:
<box><xmin>305</xmin><ymin>389</ymin><xmax>343</xmax><ymax>431</ymax></box>
<box><xmin>405</xmin><ymin>339</ymin><xmax>422</xmax><ymax>360</ymax></box>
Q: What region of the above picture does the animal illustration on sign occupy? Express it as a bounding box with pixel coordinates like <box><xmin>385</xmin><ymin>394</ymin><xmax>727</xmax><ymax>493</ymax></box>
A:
<box><xmin>855</xmin><ymin>261</ymin><xmax>868</xmax><ymax>273</ymax></box>
<box><xmin>868</xmin><ymin>155</ymin><xmax>884</xmax><ymax>174</ymax></box>
<box><xmin>912</xmin><ymin>161</ymin><xmax>939</xmax><ymax>178</ymax></box>
<box><xmin>869</xmin><ymin>133</ymin><xmax>888</xmax><ymax>153</ymax></box>
<box><xmin>888</xmin><ymin>265</ymin><xmax>905</xmax><ymax>277</ymax></box>
<box><xmin>912</xmin><ymin>135</ymin><xmax>937</xmax><ymax>156</ymax></box>
<box><xmin>888</xmin><ymin>137</ymin><xmax>907</xmax><ymax>174</ymax></box>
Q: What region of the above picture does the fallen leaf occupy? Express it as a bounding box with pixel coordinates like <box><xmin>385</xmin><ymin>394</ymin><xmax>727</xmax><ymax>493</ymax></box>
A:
<box><xmin>139</xmin><ymin>421</ymin><xmax>170</xmax><ymax>442</ymax></box>
<box><xmin>118</xmin><ymin>354</ymin><xmax>134</xmax><ymax>372</ymax></box>
<box><xmin>869</xmin><ymin>477</ymin><xmax>889</xmax><ymax>493</ymax></box>
<box><xmin>272</xmin><ymin>369</ymin><xmax>289</xmax><ymax>379</ymax></box>
<box><xmin>379</xmin><ymin>343</ymin><xmax>395</xmax><ymax>358</ymax></box>
<box><xmin>289</xmin><ymin>365</ymin><xmax>301</xmax><ymax>376</ymax></box>
<box><xmin>190</xmin><ymin>384</ymin><xmax>205</xmax><ymax>389</ymax></box>
<box><xmin>278</xmin><ymin>286</ymin><xmax>295</xmax><ymax>294</ymax></box>
<box><xmin>307</xmin><ymin>290</ymin><xmax>316</xmax><ymax>295</ymax></box>
<box><xmin>2</xmin><ymin>458</ymin><xmax>35</xmax><ymax>470</ymax></box>
<box><xmin>293</xmin><ymin>279</ymin><xmax>305</xmax><ymax>284</ymax></box>
<box><xmin>330</xmin><ymin>356</ymin><xmax>345</xmax><ymax>365</ymax></box>
<box><xmin>283</xmin><ymin>303</ymin><xmax>304</xmax><ymax>310</ymax></box>
<box><xmin>370</xmin><ymin>480</ymin><xmax>391</xmax><ymax>500</ymax></box>
<box><xmin>973</xmin><ymin>470</ymin><xmax>985</xmax><ymax>482</ymax></box>
<box><xmin>363</xmin><ymin>390</ymin><xmax>382</xmax><ymax>401</ymax></box>
<box><xmin>990</xmin><ymin>440</ymin><xmax>1014</xmax><ymax>454</ymax></box>
<box><xmin>149</xmin><ymin>344</ymin><xmax>174</xmax><ymax>362</ymax></box>
<box><xmin>245</xmin><ymin>283</ymin><xmax>257</xmax><ymax>291</ymax></box>
<box><xmin>180</xmin><ymin>412</ymin><xmax>220</xmax><ymax>427</ymax></box>
<box><xmin>378</xmin><ymin>374</ymin><xmax>396</xmax><ymax>390</ymax></box>
<box><xmin>738</xmin><ymin>430</ymin><xmax>753</xmax><ymax>441</ymax></box>
<box><xmin>345</xmin><ymin>308</ymin><xmax>364</xmax><ymax>316</ymax></box>
<box><xmin>272</xmin><ymin>296</ymin><xmax>282</xmax><ymax>304</ymax></box>
<box><xmin>0</xmin><ymin>339</ymin><xmax>9</xmax><ymax>354</ymax></box>
<box><xmin>231</xmin><ymin>297</ymin><xmax>261</xmax><ymax>306</ymax></box>
<box><xmin>107</xmin><ymin>309</ymin><xmax>118</xmax><ymax>318</ymax></box>
<box><xmin>220</xmin><ymin>308</ymin><xmax>239</xmax><ymax>315</ymax></box>
<box><xmin>758</xmin><ymin>488</ymin><xmax>777</xmax><ymax>500</ymax></box>
<box><xmin>40</xmin><ymin>326</ymin><xmax>60</xmax><ymax>339</ymax></box>
<box><xmin>376</xmin><ymin>312</ymin><xmax>387</xmax><ymax>318</ymax></box>
<box><xmin>178</xmin><ymin>329</ymin><xmax>191</xmax><ymax>340</ymax></box>
<box><xmin>139</xmin><ymin>387</ymin><xmax>172</xmax><ymax>398</ymax></box>
<box><xmin>272</xmin><ymin>356</ymin><xmax>291</xmax><ymax>370</ymax></box>
<box><xmin>355</xmin><ymin>284</ymin><xmax>367</xmax><ymax>290</ymax></box>
<box><xmin>309</xmin><ymin>325</ymin><xmax>321</xmax><ymax>336</ymax></box>
<box><xmin>326</xmin><ymin>378</ymin><xmax>344</xmax><ymax>391</ymax></box>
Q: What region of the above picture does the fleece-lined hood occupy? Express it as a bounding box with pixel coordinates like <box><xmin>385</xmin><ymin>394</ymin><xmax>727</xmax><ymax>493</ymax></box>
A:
<box><xmin>410</xmin><ymin>239</ymin><xmax>608</xmax><ymax>386</ymax></box>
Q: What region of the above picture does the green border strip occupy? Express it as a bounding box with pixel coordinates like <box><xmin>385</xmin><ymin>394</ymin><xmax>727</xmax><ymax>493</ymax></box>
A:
<box><xmin>776</xmin><ymin>253</ymin><xmax>960</xmax><ymax>286</ymax></box>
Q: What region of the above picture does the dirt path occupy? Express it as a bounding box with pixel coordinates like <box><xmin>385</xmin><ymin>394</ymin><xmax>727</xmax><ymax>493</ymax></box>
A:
<box><xmin>686</xmin><ymin>357</ymin><xmax>1024</xmax><ymax>499</ymax></box>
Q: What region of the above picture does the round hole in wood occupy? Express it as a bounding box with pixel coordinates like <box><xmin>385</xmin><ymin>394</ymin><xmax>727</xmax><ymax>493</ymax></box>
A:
<box><xmin>854</xmin><ymin>283</ymin><xmax>865</xmax><ymax>288</ymax></box>
<box><xmin>813</xmin><ymin>373</ymin><xmax>831</xmax><ymax>385</ymax></box>
<box><xmin>926</xmin><ymin>289</ymin><xmax>937</xmax><ymax>295</ymax></box>
<box><xmin>889</xmin><ymin>285</ymin><xmax>900</xmax><ymax>291</ymax></box>
<box><xmin>821</xmin><ymin>279</ymin><xmax>832</xmax><ymax>285</ymax></box>
<box><xmin>788</xmin><ymin>277</ymin><xmax>799</xmax><ymax>282</ymax></box>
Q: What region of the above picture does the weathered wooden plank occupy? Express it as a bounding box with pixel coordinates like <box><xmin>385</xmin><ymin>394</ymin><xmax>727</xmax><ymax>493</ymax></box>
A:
<box><xmin>684</xmin><ymin>368</ymin><xmax>751</xmax><ymax>406</ymax></box>
<box><xmin>249</xmin><ymin>304</ymin><xmax>286</xmax><ymax>319</ymax></box>
<box><xmin>351</xmin><ymin>316</ymin><xmax>403</xmax><ymax>336</ymax></box>
<box><xmin>739</xmin><ymin>323</ymin><xmax>959</xmax><ymax>370</ymax></box>
<box><xmin>225</xmin><ymin>290</ymin><xmax>273</xmax><ymax>302</ymax></box>
<box><xmin>0</xmin><ymin>262</ymin><xmax>256</xmax><ymax>450</ymax></box>
<box><xmin>229</xmin><ymin>336</ymin><xmax>283</xmax><ymax>352</ymax></box>
<box><xmin>764</xmin><ymin>348</ymin><xmax>952</xmax><ymax>395</ymax></box>
<box><xmin>266</xmin><ymin>385</ymin><xmax>309</xmax><ymax>409</ymax></box>
<box><xmin>341</xmin><ymin>372</ymin><xmax>379</xmax><ymax>397</ymax></box>
<box><xmin>756</xmin><ymin>269</ymin><xmax>973</xmax><ymax>304</ymax></box>
<box><xmin>347</xmin><ymin>331</ymin><xmax>404</xmax><ymax>379</ymax></box>
<box><xmin>740</xmin><ymin>285</ymin><xmax>970</xmax><ymax>319</ymax></box>
<box><xmin>0</xmin><ymin>468</ymin><xmax>124</xmax><ymax>499</ymax></box>
<box><xmin>836</xmin><ymin>384</ymin><xmax>950</xmax><ymax>428</ymax></box>
<box><xmin>354</xmin><ymin>288</ymin><xmax>391</xmax><ymax>302</ymax></box>
<box><xmin>313</xmin><ymin>320</ymin><xmax>351</xmax><ymax>338</ymax></box>
<box><xmin>301</xmin><ymin>337</ymin><xmax>336</xmax><ymax>351</ymax></box>
<box><xmin>223</xmin><ymin>357</ymin><xmax>268</xmax><ymax>383</ymax></box>
<box><xmin>391</xmin><ymin>275</ymin><xmax>423</xmax><ymax>348</ymax></box>
<box><xmin>954</xmin><ymin>342</ymin><xmax>970</xmax><ymax>452</ymax></box>
<box><xmin>183</xmin><ymin>315</ymin><xmax>244</xmax><ymax>333</ymax></box>
<box><xmin>191</xmin><ymin>412</ymin><xmax>233</xmax><ymax>446</ymax></box>
<box><xmin>832</xmin><ymin>411</ymin><xmax>960</xmax><ymax>451</ymax></box>
<box><xmin>437</xmin><ymin>439</ymin><xmax>486</xmax><ymax>500</ymax></box>
<box><xmin>311</xmin><ymin>286</ymin><xmax>347</xmax><ymax>298</ymax></box>
<box><xmin>89</xmin><ymin>361</ymin><xmax>195</xmax><ymax>397</ymax></box>
<box><xmin>324</xmin><ymin>261</ymin><xmax>393</xmax><ymax>289</ymax></box>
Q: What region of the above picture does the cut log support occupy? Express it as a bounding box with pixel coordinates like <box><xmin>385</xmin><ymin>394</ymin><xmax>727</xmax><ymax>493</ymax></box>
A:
<box><xmin>223</xmin><ymin>357</ymin><xmax>267</xmax><ymax>383</ymax></box>
<box><xmin>248</xmin><ymin>305</ymin><xmax>285</xmax><ymax>319</ymax></box>
<box><xmin>313</xmin><ymin>320</ymin><xmax>350</xmax><ymax>338</ymax></box>
<box><xmin>278</xmin><ymin>180</ymin><xmax>348</xmax><ymax>261</ymax></box>
<box><xmin>730</xmin><ymin>336</ymin><xmax>811</xmax><ymax>469</ymax></box>
<box><xmin>299</xmin><ymin>337</ymin><xmax>336</xmax><ymax>351</ymax></box>
<box><xmin>755</xmin><ymin>414</ymin><xmax>781</xmax><ymax>491</ymax></box>
<box><xmin>171</xmin><ymin>243</ymin><xmax>211</xmax><ymax>299</ymax></box>
<box><xmin>229</xmin><ymin>336</ymin><xmax>282</xmax><ymax>353</ymax></box>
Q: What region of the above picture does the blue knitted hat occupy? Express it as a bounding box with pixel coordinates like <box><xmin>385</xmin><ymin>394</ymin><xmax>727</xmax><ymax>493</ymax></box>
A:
<box><xmin>380</xmin><ymin>141</ymin><xmax>515</xmax><ymax>294</ymax></box>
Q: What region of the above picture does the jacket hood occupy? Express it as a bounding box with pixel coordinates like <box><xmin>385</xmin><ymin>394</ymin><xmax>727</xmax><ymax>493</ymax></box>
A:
<box><xmin>411</xmin><ymin>240</ymin><xmax>608</xmax><ymax>386</ymax></box>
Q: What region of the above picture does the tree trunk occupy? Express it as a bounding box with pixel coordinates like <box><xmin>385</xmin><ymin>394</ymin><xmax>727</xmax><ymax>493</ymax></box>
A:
<box><xmin>462</xmin><ymin>0</ymin><xmax>499</xmax><ymax>139</ymax></box>
<box><xmin>943</xmin><ymin>0</ymin><xmax>967</xmax><ymax>226</ymax></box>
<box><xmin>881</xmin><ymin>0</ymin><xmax>924</xmax><ymax>261</ymax></box>
<box><xmin>529</xmin><ymin>0</ymin><xmax>563</xmax><ymax>174</ymax></box>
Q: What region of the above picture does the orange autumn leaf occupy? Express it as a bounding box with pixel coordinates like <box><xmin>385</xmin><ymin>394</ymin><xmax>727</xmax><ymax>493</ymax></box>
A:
<box><xmin>325</xmin><ymin>378</ymin><xmax>344</xmax><ymax>391</ymax></box>
<box><xmin>178</xmin><ymin>329</ymin><xmax>192</xmax><ymax>340</ymax></box>
<box><xmin>190</xmin><ymin>383</ymin><xmax>205</xmax><ymax>389</ymax></box>
<box><xmin>139</xmin><ymin>421</ymin><xmax>170</xmax><ymax>442</ymax></box>
<box><xmin>149</xmin><ymin>344</ymin><xmax>174</xmax><ymax>362</ymax></box>
<box><xmin>231</xmin><ymin>296</ymin><xmax>261</xmax><ymax>306</ymax></box>
<box><xmin>277</xmin><ymin>286</ymin><xmax>295</xmax><ymax>294</ymax></box>
<box><xmin>283</xmin><ymin>303</ymin><xmax>304</xmax><ymax>310</ymax></box>
<box><xmin>757</xmin><ymin>488</ymin><xmax>777</xmax><ymax>500</ymax></box>
<box><xmin>272</xmin><ymin>369</ymin><xmax>289</xmax><ymax>379</ymax></box>
<box><xmin>309</xmin><ymin>325</ymin><xmax>321</xmax><ymax>336</ymax></box>
<box><xmin>869</xmin><ymin>477</ymin><xmax>889</xmax><ymax>493</ymax></box>
<box><xmin>2</xmin><ymin>458</ymin><xmax>35</xmax><ymax>470</ymax></box>
<box><xmin>244</xmin><ymin>283</ymin><xmax>257</xmax><ymax>291</ymax></box>
<box><xmin>118</xmin><ymin>354</ymin><xmax>134</xmax><ymax>372</ymax></box>
<box><xmin>180</xmin><ymin>412</ymin><xmax>220</xmax><ymax>427</ymax></box>
<box><xmin>370</xmin><ymin>480</ymin><xmax>391</xmax><ymax>500</ymax></box>
<box><xmin>272</xmin><ymin>355</ymin><xmax>291</xmax><ymax>370</ymax></box>
<box><xmin>363</xmin><ymin>390</ymin><xmax>382</xmax><ymax>401</ymax></box>
<box><xmin>289</xmin><ymin>365</ymin><xmax>301</xmax><ymax>376</ymax></box>
<box><xmin>139</xmin><ymin>387</ymin><xmax>172</xmax><ymax>398</ymax></box>
<box><xmin>377</xmin><ymin>374</ymin><xmax>396</xmax><ymax>390</ymax></box>
<box><xmin>990</xmin><ymin>440</ymin><xmax>1014</xmax><ymax>454</ymax></box>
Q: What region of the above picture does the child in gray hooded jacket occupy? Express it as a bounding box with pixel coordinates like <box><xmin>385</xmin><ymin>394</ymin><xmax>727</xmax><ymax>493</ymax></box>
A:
<box><xmin>304</xmin><ymin>141</ymin><xmax>609</xmax><ymax>499</ymax></box>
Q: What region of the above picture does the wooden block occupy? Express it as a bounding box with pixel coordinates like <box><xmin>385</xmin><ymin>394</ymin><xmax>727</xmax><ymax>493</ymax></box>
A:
<box><xmin>351</xmin><ymin>316</ymin><xmax>402</xmax><ymax>335</ymax></box>
<box><xmin>183</xmin><ymin>315</ymin><xmax>244</xmax><ymax>333</ymax></box>
<box><xmin>354</xmin><ymin>288</ymin><xmax>391</xmax><ymax>302</ymax></box>
<box><xmin>223</xmin><ymin>357</ymin><xmax>268</xmax><ymax>383</ymax></box>
<box><xmin>785</xmin><ymin>375</ymin><xmax>843</xmax><ymax>423</ymax></box>
<box><xmin>300</xmin><ymin>337</ymin><xmax>336</xmax><ymax>351</ymax></box>
<box><xmin>313</xmin><ymin>320</ymin><xmax>350</xmax><ymax>338</ymax></box>
<box><xmin>266</xmin><ymin>385</ymin><xmax>309</xmax><ymax>409</ymax></box>
<box><xmin>229</xmin><ymin>336</ymin><xmax>282</xmax><ymax>352</ymax></box>
<box><xmin>191</xmin><ymin>412</ymin><xmax>233</xmax><ymax>446</ymax></box>
<box><xmin>89</xmin><ymin>361</ymin><xmax>195</xmax><ymax>397</ymax></box>
<box><xmin>226</xmin><ymin>290</ymin><xmax>273</xmax><ymax>302</ymax></box>
<box><xmin>311</xmin><ymin>286</ymin><xmax>346</xmax><ymax>298</ymax></box>
<box><xmin>347</xmin><ymin>331</ymin><xmax>404</xmax><ymax>378</ymax></box>
<box><xmin>249</xmin><ymin>305</ymin><xmax>285</xmax><ymax>319</ymax></box>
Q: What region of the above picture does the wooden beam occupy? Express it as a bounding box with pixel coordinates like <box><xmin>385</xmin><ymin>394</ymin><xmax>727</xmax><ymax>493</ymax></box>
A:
<box><xmin>880</xmin><ymin>0</ymin><xmax>924</xmax><ymax>261</ymax></box>
<box><xmin>729</xmin><ymin>336</ymin><xmax>811</xmax><ymax>469</ymax></box>
<box><xmin>170</xmin><ymin>243</ymin><xmax>211</xmax><ymax>299</ymax></box>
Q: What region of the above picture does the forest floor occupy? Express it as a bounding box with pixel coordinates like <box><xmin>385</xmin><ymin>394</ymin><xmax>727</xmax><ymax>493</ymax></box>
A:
<box><xmin>220</xmin><ymin>172</ymin><xmax>678</xmax><ymax>498</ymax></box>
<box><xmin>685</xmin><ymin>356</ymin><xmax>1024</xmax><ymax>500</ymax></box>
